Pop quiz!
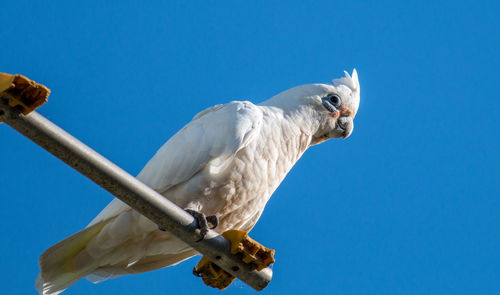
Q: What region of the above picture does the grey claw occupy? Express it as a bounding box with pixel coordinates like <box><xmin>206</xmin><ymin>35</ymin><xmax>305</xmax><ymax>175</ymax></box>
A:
<box><xmin>206</xmin><ymin>215</ymin><xmax>218</xmax><ymax>229</ymax></box>
<box><xmin>185</xmin><ymin>209</ymin><xmax>210</xmax><ymax>241</ymax></box>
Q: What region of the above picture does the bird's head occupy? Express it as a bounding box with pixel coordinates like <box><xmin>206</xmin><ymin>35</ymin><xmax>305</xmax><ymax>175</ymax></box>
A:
<box><xmin>263</xmin><ymin>69</ymin><xmax>360</xmax><ymax>145</ymax></box>
<box><xmin>312</xmin><ymin>69</ymin><xmax>360</xmax><ymax>143</ymax></box>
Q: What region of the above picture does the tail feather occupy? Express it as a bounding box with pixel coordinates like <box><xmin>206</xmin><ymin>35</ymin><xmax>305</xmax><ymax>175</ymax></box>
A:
<box><xmin>36</xmin><ymin>221</ymin><xmax>108</xmax><ymax>295</ymax></box>
<box><xmin>36</xmin><ymin>209</ymin><xmax>198</xmax><ymax>295</ymax></box>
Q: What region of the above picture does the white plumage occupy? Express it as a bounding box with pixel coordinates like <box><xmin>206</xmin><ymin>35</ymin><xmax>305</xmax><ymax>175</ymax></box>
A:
<box><xmin>36</xmin><ymin>70</ymin><xmax>360</xmax><ymax>294</ymax></box>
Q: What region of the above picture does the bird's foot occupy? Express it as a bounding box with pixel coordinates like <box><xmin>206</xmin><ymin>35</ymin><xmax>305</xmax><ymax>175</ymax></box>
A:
<box><xmin>193</xmin><ymin>229</ymin><xmax>275</xmax><ymax>290</ymax></box>
<box><xmin>193</xmin><ymin>256</ymin><xmax>236</xmax><ymax>289</ymax></box>
<box><xmin>185</xmin><ymin>209</ymin><xmax>218</xmax><ymax>241</ymax></box>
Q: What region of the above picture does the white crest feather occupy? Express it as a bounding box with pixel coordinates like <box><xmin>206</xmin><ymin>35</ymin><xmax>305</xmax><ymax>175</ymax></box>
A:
<box><xmin>333</xmin><ymin>69</ymin><xmax>360</xmax><ymax>115</ymax></box>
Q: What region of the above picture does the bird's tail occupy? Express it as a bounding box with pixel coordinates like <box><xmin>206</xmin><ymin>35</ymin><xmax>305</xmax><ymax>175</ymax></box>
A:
<box><xmin>35</xmin><ymin>221</ymin><xmax>108</xmax><ymax>295</ymax></box>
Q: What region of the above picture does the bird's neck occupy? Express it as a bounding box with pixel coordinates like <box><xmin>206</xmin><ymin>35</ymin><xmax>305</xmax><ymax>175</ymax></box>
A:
<box><xmin>261</xmin><ymin>104</ymin><xmax>323</xmax><ymax>153</ymax></box>
<box><xmin>259</xmin><ymin>89</ymin><xmax>324</xmax><ymax>143</ymax></box>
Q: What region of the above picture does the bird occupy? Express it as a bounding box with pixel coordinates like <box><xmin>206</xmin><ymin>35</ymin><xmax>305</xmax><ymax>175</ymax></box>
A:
<box><xmin>36</xmin><ymin>69</ymin><xmax>360</xmax><ymax>295</ymax></box>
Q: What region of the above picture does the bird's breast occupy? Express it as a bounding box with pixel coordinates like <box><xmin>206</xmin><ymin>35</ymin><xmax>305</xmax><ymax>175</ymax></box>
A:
<box><xmin>196</xmin><ymin>120</ymin><xmax>311</xmax><ymax>232</ymax></box>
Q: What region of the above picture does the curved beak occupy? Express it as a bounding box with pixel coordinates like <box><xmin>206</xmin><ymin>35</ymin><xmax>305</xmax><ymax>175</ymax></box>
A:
<box><xmin>335</xmin><ymin>116</ymin><xmax>354</xmax><ymax>139</ymax></box>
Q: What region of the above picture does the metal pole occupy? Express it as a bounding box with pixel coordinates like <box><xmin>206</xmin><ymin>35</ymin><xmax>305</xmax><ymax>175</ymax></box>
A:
<box><xmin>0</xmin><ymin>99</ymin><xmax>272</xmax><ymax>291</ymax></box>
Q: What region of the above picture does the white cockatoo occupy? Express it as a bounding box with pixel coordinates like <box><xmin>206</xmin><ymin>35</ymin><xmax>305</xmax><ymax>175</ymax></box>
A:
<box><xmin>36</xmin><ymin>70</ymin><xmax>360</xmax><ymax>294</ymax></box>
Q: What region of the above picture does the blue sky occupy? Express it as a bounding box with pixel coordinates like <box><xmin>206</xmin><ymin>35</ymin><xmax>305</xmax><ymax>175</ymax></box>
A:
<box><xmin>1</xmin><ymin>1</ymin><xmax>498</xmax><ymax>294</ymax></box>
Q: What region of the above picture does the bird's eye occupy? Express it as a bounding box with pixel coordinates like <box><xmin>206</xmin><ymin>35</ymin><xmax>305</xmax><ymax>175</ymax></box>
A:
<box><xmin>328</xmin><ymin>94</ymin><xmax>341</xmax><ymax>108</ymax></box>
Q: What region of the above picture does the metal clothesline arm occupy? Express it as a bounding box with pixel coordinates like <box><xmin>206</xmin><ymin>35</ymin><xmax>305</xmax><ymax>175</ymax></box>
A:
<box><xmin>0</xmin><ymin>87</ymin><xmax>272</xmax><ymax>291</ymax></box>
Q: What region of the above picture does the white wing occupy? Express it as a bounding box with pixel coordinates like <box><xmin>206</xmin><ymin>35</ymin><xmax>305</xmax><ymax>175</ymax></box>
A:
<box><xmin>88</xmin><ymin>101</ymin><xmax>263</xmax><ymax>226</ymax></box>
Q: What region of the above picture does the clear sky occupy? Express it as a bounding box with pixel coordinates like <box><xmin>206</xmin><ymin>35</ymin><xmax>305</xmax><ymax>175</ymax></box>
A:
<box><xmin>1</xmin><ymin>1</ymin><xmax>498</xmax><ymax>294</ymax></box>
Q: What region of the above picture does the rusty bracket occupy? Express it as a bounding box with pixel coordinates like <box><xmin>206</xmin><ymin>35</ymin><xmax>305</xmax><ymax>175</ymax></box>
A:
<box><xmin>0</xmin><ymin>73</ymin><xmax>50</xmax><ymax>123</ymax></box>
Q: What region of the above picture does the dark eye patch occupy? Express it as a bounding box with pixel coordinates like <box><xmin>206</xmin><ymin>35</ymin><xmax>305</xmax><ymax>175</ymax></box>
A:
<box><xmin>322</xmin><ymin>94</ymin><xmax>342</xmax><ymax>112</ymax></box>
<box><xmin>327</xmin><ymin>94</ymin><xmax>341</xmax><ymax>108</ymax></box>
